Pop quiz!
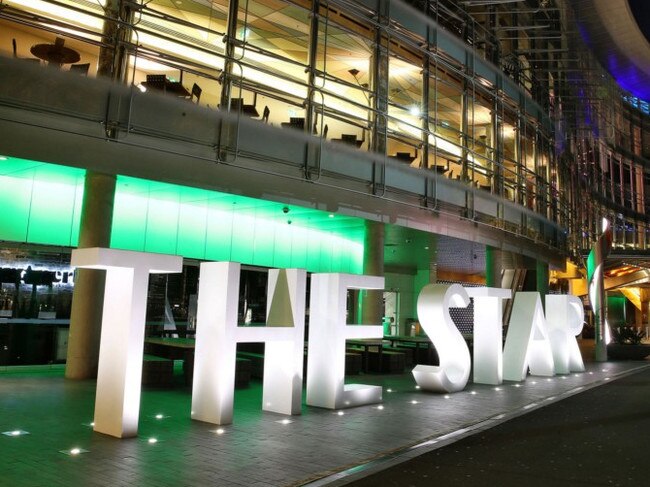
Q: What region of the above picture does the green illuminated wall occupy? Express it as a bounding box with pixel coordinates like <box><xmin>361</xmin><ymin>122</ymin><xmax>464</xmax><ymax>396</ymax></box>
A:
<box><xmin>0</xmin><ymin>157</ymin><xmax>364</xmax><ymax>273</ymax></box>
<box><xmin>0</xmin><ymin>158</ymin><xmax>84</xmax><ymax>246</ymax></box>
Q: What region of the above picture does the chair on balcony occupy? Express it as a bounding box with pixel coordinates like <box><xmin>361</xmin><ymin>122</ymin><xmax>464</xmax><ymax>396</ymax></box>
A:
<box><xmin>69</xmin><ymin>63</ymin><xmax>90</xmax><ymax>75</ymax></box>
<box><xmin>12</xmin><ymin>38</ymin><xmax>40</xmax><ymax>64</ymax></box>
<box><xmin>190</xmin><ymin>83</ymin><xmax>202</xmax><ymax>104</ymax></box>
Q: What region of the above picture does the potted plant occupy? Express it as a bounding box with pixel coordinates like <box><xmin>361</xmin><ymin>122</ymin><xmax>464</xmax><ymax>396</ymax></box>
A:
<box><xmin>607</xmin><ymin>325</ymin><xmax>650</xmax><ymax>360</ymax></box>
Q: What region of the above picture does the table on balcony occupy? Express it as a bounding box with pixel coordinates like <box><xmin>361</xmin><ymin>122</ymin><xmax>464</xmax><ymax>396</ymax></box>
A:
<box><xmin>389</xmin><ymin>151</ymin><xmax>417</xmax><ymax>164</ymax></box>
<box><xmin>230</xmin><ymin>97</ymin><xmax>260</xmax><ymax>117</ymax></box>
<box><xmin>281</xmin><ymin>117</ymin><xmax>306</xmax><ymax>130</ymax></box>
<box><xmin>30</xmin><ymin>37</ymin><xmax>80</xmax><ymax>68</ymax></box>
<box><xmin>142</xmin><ymin>75</ymin><xmax>190</xmax><ymax>98</ymax></box>
<box><xmin>331</xmin><ymin>133</ymin><xmax>364</xmax><ymax>148</ymax></box>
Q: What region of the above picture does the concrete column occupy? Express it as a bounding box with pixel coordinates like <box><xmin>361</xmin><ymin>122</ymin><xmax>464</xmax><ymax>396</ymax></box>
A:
<box><xmin>66</xmin><ymin>173</ymin><xmax>116</xmax><ymax>379</ymax></box>
<box><xmin>360</xmin><ymin>221</ymin><xmax>385</xmax><ymax>325</ymax></box>
<box><xmin>66</xmin><ymin>0</ymin><xmax>129</xmax><ymax>379</ymax></box>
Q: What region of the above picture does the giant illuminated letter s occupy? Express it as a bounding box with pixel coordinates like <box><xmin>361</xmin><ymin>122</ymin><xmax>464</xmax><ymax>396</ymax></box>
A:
<box><xmin>412</xmin><ymin>284</ymin><xmax>471</xmax><ymax>393</ymax></box>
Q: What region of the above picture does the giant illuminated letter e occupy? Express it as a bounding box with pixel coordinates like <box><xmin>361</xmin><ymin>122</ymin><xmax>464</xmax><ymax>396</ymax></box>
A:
<box><xmin>306</xmin><ymin>273</ymin><xmax>384</xmax><ymax>409</ymax></box>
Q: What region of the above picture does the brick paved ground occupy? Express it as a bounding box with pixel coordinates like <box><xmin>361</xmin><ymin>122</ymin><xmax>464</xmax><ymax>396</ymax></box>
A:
<box><xmin>1</xmin><ymin>359</ymin><xmax>647</xmax><ymax>486</ymax></box>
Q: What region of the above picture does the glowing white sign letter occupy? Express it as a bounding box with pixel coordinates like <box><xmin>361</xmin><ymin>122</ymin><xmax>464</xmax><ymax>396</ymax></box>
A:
<box><xmin>503</xmin><ymin>292</ymin><xmax>555</xmax><ymax>381</ymax></box>
<box><xmin>546</xmin><ymin>294</ymin><xmax>585</xmax><ymax>374</ymax></box>
<box><xmin>306</xmin><ymin>273</ymin><xmax>384</xmax><ymax>409</ymax></box>
<box><xmin>191</xmin><ymin>263</ymin><xmax>306</xmax><ymax>425</ymax></box>
<box><xmin>412</xmin><ymin>284</ymin><xmax>471</xmax><ymax>393</ymax></box>
<box><xmin>71</xmin><ymin>248</ymin><xmax>182</xmax><ymax>438</ymax></box>
<box><xmin>466</xmin><ymin>287</ymin><xmax>512</xmax><ymax>385</ymax></box>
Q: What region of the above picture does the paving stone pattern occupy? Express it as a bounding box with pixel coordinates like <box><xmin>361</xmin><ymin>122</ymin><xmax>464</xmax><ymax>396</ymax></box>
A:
<box><xmin>0</xmin><ymin>361</ymin><xmax>647</xmax><ymax>487</ymax></box>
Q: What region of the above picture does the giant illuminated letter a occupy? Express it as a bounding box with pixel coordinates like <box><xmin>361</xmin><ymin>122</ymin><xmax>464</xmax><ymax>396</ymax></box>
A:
<box><xmin>71</xmin><ymin>248</ymin><xmax>182</xmax><ymax>438</ymax></box>
<box><xmin>306</xmin><ymin>273</ymin><xmax>384</xmax><ymax>409</ymax></box>
<box><xmin>412</xmin><ymin>284</ymin><xmax>471</xmax><ymax>393</ymax></box>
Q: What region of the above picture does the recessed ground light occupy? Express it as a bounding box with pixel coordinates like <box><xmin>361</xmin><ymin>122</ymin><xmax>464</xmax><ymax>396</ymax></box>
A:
<box><xmin>214</xmin><ymin>428</ymin><xmax>225</xmax><ymax>435</ymax></box>
<box><xmin>376</xmin><ymin>405</ymin><xmax>384</xmax><ymax>410</ymax></box>
<box><xmin>60</xmin><ymin>447</ymin><xmax>89</xmax><ymax>456</ymax></box>
<box><xmin>154</xmin><ymin>414</ymin><xmax>168</xmax><ymax>420</ymax></box>
<box><xmin>560</xmin><ymin>376</ymin><xmax>567</xmax><ymax>380</ymax></box>
<box><xmin>0</xmin><ymin>156</ymin><xmax>7</xmax><ymax>161</ymax></box>
<box><xmin>336</xmin><ymin>411</ymin><xmax>345</xmax><ymax>416</ymax></box>
<box><xmin>276</xmin><ymin>419</ymin><xmax>293</xmax><ymax>425</ymax></box>
<box><xmin>2</xmin><ymin>430</ymin><xmax>29</xmax><ymax>437</ymax></box>
<box><xmin>470</xmin><ymin>391</ymin><xmax>477</xmax><ymax>395</ymax></box>
<box><xmin>148</xmin><ymin>438</ymin><xmax>158</xmax><ymax>444</ymax></box>
<box><xmin>328</xmin><ymin>214</ymin><xmax>334</xmax><ymax>218</ymax></box>
<box><xmin>513</xmin><ymin>384</ymin><xmax>521</xmax><ymax>388</ymax></box>
<box><xmin>494</xmin><ymin>387</ymin><xmax>501</xmax><ymax>391</ymax></box>
<box><xmin>443</xmin><ymin>395</ymin><xmax>450</xmax><ymax>399</ymax></box>
<box><xmin>546</xmin><ymin>378</ymin><xmax>552</xmax><ymax>382</ymax></box>
<box><xmin>410</xmin><ymin>400</ymin><xmax>419</xmax><ymax>404</ymax></box>
<box><xmin>415</xmin><ymin>385</ymin><xmax>420</xmax><ymax>390</ymax></box>
<box><xmin>386</xmin><ymin>388</ymin><xmax>393</xmax><ymax>393</ymax></box>
<box><xmin>530</xmin><ymin>381</ymin><xmax>537</xmax><ymax>385</ymax></box>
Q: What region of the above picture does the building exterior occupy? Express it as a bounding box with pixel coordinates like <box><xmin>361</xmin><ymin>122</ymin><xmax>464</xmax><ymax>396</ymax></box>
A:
<box><xmin>1</xmin><ymin>0</ymin><xmax>649</xmax><ymax>372</ymax></box>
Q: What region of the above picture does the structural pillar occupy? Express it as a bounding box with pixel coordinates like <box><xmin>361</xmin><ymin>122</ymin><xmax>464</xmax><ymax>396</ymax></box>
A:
<box><xmin>360</xmin><ymin>221</ymin><xmax>385</xmax><ymax>325</ymax></box>
<box><xmin>66</xmin><ymin>172</ymin><xmax>117</xmax><ymax>379</ymax></box>
<box><xmin>66</xmin><ymin>1</ymin><xmax>127</xmax><ymax>379</ymax></box>
<box><xmin>219</xmin><ymin>0</ymin><xmax>240</xmax><ymax>109</ymax></box>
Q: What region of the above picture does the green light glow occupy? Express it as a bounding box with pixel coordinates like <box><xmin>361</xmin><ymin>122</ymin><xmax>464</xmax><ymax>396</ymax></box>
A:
<box><xmin>0</xmin><ymin>159</ymin><xmax>85</xmax><ymax>246</ymax></box>
<box><xmin>0</xmin><ymin>157</ymin><xmax>364</xmax><ymax>273</ymax></box>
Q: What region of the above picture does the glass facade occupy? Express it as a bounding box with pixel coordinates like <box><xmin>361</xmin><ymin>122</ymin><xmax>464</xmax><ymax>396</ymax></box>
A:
<box><xmin>1</xmin><ymin>0</ymin><xmax>565</xmax><ymax>234</ymax></box>
<box><xmin>1</xmin><ymin>0</ymin><xmax>650</xmax><ymax>345</ymax></box>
